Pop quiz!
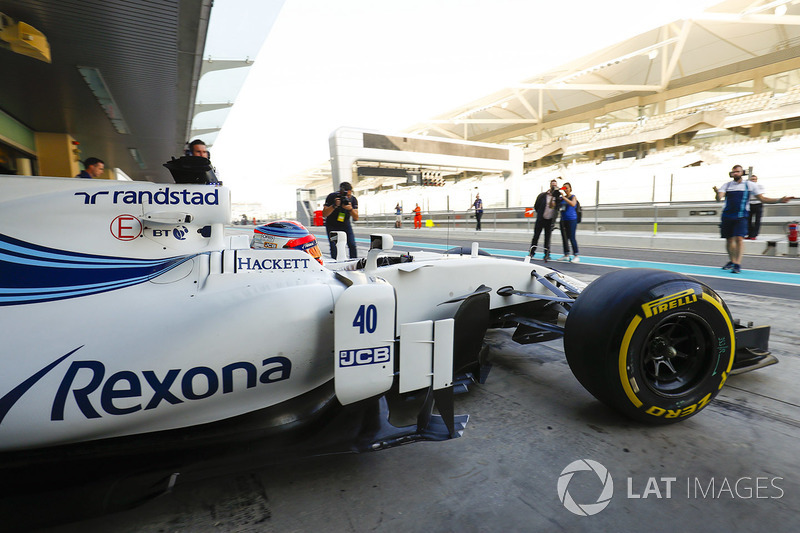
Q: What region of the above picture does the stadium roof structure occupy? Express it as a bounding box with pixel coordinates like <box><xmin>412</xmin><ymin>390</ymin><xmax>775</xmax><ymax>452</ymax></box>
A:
<box><xmin>410</xmin><ymin>0</ymin><xmax>800</xmax><ymax>146</ymax></box>
<box><xmin>294</xmin><ymin>0</ymin><xmax>800</xmax><ymax>191</ymax></box>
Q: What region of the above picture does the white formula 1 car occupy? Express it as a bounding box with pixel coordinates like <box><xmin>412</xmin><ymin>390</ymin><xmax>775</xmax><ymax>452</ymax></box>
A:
<box><xmin>0</xmin><ymin>172</ymin><xmax>775</xmax><ymax>518</ymax></box>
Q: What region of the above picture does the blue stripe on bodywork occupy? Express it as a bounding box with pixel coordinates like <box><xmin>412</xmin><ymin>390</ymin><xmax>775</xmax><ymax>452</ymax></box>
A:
<box><xmin>0</xmin><ymin>347</ymin><xmax>81</xmax><ymax>425</ymax></box>
<box><xmin>0</xmin><ymin>234</ymin><xmax>195</xmax><ymax>306</ymax></box>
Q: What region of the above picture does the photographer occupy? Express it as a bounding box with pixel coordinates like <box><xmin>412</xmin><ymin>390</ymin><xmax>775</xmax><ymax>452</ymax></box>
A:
<box><xmin>528</xmin><ymin>179</ymin><xmax>559</xmax><ymax>261</ymax></box>
<box><xmin>323</xmin><ymin>181</ymin><xmax>359</xmax><ymax>260</ymax></box>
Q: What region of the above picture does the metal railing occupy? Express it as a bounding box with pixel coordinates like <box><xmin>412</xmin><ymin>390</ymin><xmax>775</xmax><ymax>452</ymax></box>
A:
<box><xmin>353</xmin><ymin>200</ymin><xmax>800</xmax><ymax>235</ymax></box>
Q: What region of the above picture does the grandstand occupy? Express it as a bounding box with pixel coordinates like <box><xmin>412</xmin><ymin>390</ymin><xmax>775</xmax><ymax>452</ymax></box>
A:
<box><xmin>293</xmin><ymin>0</ymin><xmax>800</xmax><ymax>224</ymax></box>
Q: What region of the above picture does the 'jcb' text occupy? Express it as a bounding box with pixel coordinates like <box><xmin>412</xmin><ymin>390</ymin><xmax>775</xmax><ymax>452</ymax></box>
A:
<box><xmin>339</xmin><ymin>346</ymin><xmax>391</xmax><ymax>367</ymax></box>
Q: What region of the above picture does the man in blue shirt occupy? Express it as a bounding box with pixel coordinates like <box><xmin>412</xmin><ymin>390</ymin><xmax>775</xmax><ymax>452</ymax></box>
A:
<box><xmin>715</xmin><ymin>165</ymin><xmax>792</xmax><ymax>273</ymax></box>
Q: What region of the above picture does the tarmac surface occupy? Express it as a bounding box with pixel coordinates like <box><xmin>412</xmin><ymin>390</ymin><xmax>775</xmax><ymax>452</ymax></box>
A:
<box><xmin>34</xmin><ymin>226</ymin><xmax>800</xmax><ymax>532</ymax></box>
<box><xmin>339</xmin><ymin>225</ymin><xmax>800</xmax><ymax>300</ymax></box>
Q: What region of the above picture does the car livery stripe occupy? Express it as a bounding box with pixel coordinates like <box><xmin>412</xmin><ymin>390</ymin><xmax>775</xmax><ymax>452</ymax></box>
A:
<box><xmin>0</xmin><ymin>233</ymin><xmax>195</xmax><ymax>306</ymax></box>
<box><xmin>0</xmin><ymin>346</ymin><xmax>81</xmax><ymax>424</ymax></box>
<box><xmin>1</xmin><ymin>233</ymin><xmax>170</xmax><ymax>266</ymax></box>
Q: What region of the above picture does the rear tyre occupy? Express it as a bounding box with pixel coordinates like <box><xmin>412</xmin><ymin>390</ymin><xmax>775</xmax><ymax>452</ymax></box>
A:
<box><xmin>564</xmin><ymin>269</ymin><xmax>735</xmax><ymax>424</ymax></box>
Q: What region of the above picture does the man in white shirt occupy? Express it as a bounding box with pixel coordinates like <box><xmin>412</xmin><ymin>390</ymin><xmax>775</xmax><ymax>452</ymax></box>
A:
<box><xmin>746</xmin><ymin>175</ymin><xmax>764</xmax><ymax>240</ymax></box>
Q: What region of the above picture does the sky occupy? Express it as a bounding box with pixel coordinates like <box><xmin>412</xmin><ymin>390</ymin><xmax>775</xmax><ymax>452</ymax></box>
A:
<box><xmin>205</xmin><ymin>0</ymin><xmax>725</xmax><ymax>215</ymax></box>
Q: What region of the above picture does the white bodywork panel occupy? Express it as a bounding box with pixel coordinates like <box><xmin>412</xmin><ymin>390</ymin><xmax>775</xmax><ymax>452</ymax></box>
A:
<box><xmin>399</xmin><ymin>321</ymin><xmax>433</xmax><ymax>394</ymax></box>
<box><xmin>0</xmin><ymin>177</ymin><xmax>583</xmax><ymax>452</ymax></box>
<box><xmin>433</xmin><ymin>319</ymin><xmax>455</xmax><ymax>390</ymax></box>
<box><xmin>334</xmin><ymin>281</ymin><xmax>396</xmax><ymax>405</ymax></box>
<box><xmin>397</xmin><ymin>319</ymin><xmax>455</xmax><ymax>393</ymax></box>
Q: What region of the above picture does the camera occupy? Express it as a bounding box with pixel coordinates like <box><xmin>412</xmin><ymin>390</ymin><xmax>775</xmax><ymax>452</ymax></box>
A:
<box><xmin>729</xmin><ymin>169</ymin><xmax>747</xmax><ymax>178</ymax></box>
<box><xmin>551</xmin><ymin>188</ymin><xmax>562</xmax><ymax>199</ymax></box>
<box><xmin>337</xmin><ymin>192</ymin><xmax>350</xmax><ymax>206</ymax></box>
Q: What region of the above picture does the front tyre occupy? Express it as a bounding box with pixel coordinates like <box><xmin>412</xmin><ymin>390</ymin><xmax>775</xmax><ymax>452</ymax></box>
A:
<box><xmin>564</xmin><ymin>269</ymin><xmax>735</xmax><ymax>424</ymax></box>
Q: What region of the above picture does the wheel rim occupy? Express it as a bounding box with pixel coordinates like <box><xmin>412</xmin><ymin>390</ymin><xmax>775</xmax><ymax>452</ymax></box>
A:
<box><xmin>640</xmin><ymin>312</ymin><xmax>715</xmax><ymax>397</ymax></box>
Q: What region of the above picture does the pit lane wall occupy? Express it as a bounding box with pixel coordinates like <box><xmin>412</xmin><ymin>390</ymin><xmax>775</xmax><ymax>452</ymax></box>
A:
<box><xmin>355</xmin><ymin>201</ymin><xmax>800</xmax><ymax>236</ymax></box>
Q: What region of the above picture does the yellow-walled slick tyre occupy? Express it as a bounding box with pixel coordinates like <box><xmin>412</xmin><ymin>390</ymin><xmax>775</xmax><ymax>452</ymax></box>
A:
<box><xmin>564</xmin><ymin>269</ymin><xmax>735</xmax><ymax>424</ymax></box>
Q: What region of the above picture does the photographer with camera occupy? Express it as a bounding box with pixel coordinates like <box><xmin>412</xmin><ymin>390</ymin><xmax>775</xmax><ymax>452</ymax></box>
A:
<box><xmin>714</xmin><ymin>165</ymin><xmax>792</xmax><ymax>273</ymax></box>
<box><xmin>323</xmin><ymin>181</ymin><xmax>359</xmax><ymax>260</ymax></box>
<box><xmin>528</xmin><ymin>179</ymin><xmax>560</xmax><ymax>261</ymax></box>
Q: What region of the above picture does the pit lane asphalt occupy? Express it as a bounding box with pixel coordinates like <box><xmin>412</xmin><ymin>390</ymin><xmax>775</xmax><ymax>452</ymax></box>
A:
<box><xmin>339</xmin><ymin>226</ymin><xmax>800</xmax><ymax>300</ymax></box>
<box><xmin>40</xmin><ymin>227</ymin><xmax>800</xmax><ymax>532</ymax></box>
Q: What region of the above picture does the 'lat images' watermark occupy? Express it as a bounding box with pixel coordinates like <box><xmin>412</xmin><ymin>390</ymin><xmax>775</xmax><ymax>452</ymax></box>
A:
<box><xmin>558</xmin><ymin>459</ymin><xmax>785</xmax><ymax>517</ymax></box>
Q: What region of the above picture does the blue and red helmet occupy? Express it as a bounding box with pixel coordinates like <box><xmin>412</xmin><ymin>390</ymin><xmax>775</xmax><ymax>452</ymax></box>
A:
<box><xmin>252</xmin><ymin>220</ymin><xmax>322</xmax><ymax>264</ymax></box>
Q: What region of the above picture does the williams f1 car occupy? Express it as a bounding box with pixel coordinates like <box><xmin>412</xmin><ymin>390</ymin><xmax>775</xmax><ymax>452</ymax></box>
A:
<box><xmin>0</xmin><ymin>173</ymin><xmax>776</xmax><ymax>517</ymax></box>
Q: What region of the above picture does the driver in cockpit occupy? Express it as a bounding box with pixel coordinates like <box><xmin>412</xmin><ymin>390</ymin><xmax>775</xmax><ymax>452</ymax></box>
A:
<box><xmin>251</xmin><ymin>220</ymin><xmax>323</xmax><ymax>265</ymax></box>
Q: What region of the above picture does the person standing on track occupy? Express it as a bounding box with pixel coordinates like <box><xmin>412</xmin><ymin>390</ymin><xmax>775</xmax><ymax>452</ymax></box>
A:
<box><xmin>714</xmin><ymin>165</ymin><xmax>792</xmax><ymax>273</ymax></box>
<box><xmin>529</xmin><ymin>179</ymin><xmax>559</xmax><ymax>261</ymax></box>
<box><xmin>322</xmin><ymin>181</ymin><xmax>359</xmax><ymax>259</ymax></box>
<box><xmin>556</xmin><ymin>182</ymin><xmax>580</xmax><ymax>263</ymax></box>
<box><xmin>746</xmin><ymin>174</ymin><xmax>764</xmax><ymax>240</ymax></box>
<box><xmin>468</xmin><ymin>194</ymin><xmax>484</xmax><ymax>231</ymax></box>
<box><xmin>413</xmin><ymin>203</ymin><xmax>422</xmax><ymax>229</ymax></box>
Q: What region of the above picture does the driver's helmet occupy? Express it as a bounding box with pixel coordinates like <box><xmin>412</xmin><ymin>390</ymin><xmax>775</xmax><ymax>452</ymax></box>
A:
<box><xmin>252</xmin><ymin>220</ymin><xmax>322</xmax><ymax>265</ymax></box>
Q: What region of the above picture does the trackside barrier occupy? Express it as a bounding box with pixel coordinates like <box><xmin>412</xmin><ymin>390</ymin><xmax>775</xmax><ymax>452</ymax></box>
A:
<box><xmin>354</xmin><ymin>201</ymin><xmax>800</xmax><ymax>236</ymax></box>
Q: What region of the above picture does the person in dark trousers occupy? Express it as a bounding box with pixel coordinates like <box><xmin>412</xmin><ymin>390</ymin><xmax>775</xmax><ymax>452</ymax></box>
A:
<box><xmin>322</xmin><ymin>181</ymin><xmax>359</xmax><ymax>260</ymax></box>
<box><xmin>529</xmin><ymin>179</ymin><xmax>559</xmax><ymax>261</ymax></box>
<box><xmin>76</xmin><ymin>157</ymin><xmax>105</xmax><ymax>178</ymax></box>
<box><xmin>469</xmin><ymin>194</ymin><xmax>484</xmax><ymax>230</ymax></box>
<box><xmin>556</xmin><ymin>182</ymin><xmax>580</xmax><ymax>263</ymax></box>
<box><xmin>714</xmin><ymin>165</ymin><xmax>792</xmax><ymax>273</ymax></box>
<box><xmin>746</xmin><ymin>174</ymin><xmax>764</xmax><ymax>239</ymax></box>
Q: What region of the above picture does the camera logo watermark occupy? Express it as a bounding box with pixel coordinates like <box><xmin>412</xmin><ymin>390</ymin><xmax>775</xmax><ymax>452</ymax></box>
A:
<box><xmin>557</xmin><ymin>459</ymin><xmax>614</xmax><ymax>516</ymax></box>
<box><xmin>557</xmin><ymin>460</ymin><xmax>785</xmax><ymax>517</ymax></box>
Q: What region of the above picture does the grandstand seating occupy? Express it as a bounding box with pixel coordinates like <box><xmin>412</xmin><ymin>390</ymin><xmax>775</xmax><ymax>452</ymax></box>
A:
<box><xmin>355</xmin><ymin>127</ymin><xmax>798</xmax><ymax>217</ymax></box>
<box><xmin>565</xmin><ymin>129</ymin><xmax>598</xmax><ymax>145</ymax></box>
<box><xmin>349</xmin><ymin>80</ymin><xmax>800</xmax><ymax>230</ymax></box>
<box><xmin>595</xmin><ymin>123</ymin><xmax>636</xmax><ymax>141</ymax></box>
<box><xmin>718</xmin><ymin>92</ymin><xmax>772</xmax><ymax>115</ymax></box>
